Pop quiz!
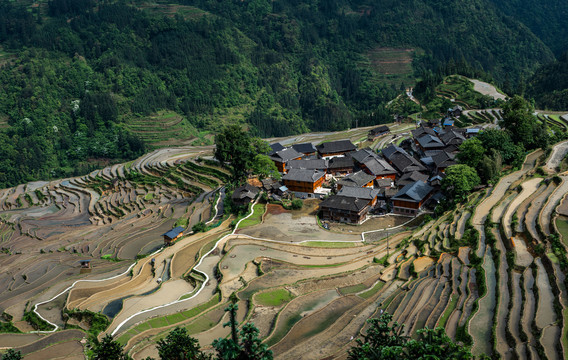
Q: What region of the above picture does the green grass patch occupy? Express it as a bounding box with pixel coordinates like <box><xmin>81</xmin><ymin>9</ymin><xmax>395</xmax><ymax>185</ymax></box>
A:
<box><xmin>238</xmin><ymin>203</ymin><xmax>266</xmax><ymax>228</ymax></box>
<box><xmin>302</xmin><ymin>241</ymin><xmax>359</xmax><ymax>248</ymax></box>
<box><xmin>144</xmin><ymin>192</ymin><xmax>154</xmax><ymax>200</ymax></box>
<box><xmin>121</xmin><ymin>293</ymin><xmax>222</xmax><ymax>345</ymax></box>
<box><xmin>148</xmin><ymin>316</ymin><xmax>169</xmax><ymax>329</ymax></box>
<box><xmin>359</xmin><ymin>281</ymin><xmax>386</xmax><ymax>299</ymax></box>
<box><xmin>255</xmin><ymin>288</ymin><xmax>295</xmax><ymax>307</ymax></box>
<box><xmin>165</xmin><ymin>312</ymin><xmax>186</xmax><ymax>324</ymax></box>
<box><xmin>437</xmin><ymin>294</ymin><xmax>459</xmax><ymax>328</ymax></box>
<box><xmin>555</xmin><ymin>217</ymin><xmax>568</xmax><ymax>247</ymax></box>
<box><xmin>338</xmin><ymin>283</ymin><xmax>368</xmax><ymax>295</ymax></box>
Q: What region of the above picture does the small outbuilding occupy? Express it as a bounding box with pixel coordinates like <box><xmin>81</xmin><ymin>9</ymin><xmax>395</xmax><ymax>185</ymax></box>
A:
<box><xmin>163</xmin><ymin>226</ymin><xmax>185</xmax><ymax>245</ymax></box>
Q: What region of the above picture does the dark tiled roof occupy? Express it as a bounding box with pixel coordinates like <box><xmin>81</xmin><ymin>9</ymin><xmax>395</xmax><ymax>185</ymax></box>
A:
<box><xmin>432</xmin><ymin>151</ymin><xmax>456</xmax><ymax>168</ymax></box>
<box><xmin>337</xmin><ymin>187</ymin><xmax>380</xmax><ymax>201</ymax></box>
<box><xmin>369</xmin><ymin>125</ymin><xmax>390</xmax><ymax>135</ymax></box>
<box><xmin>232</xmin><ymin>184</ymin><xmax>260</xmax><ymax>200</ymax></box>
<box><xmin>376</xmin><ymin>178</ymin><xmax>394</xmax><ymax>188</ymax></box>
<box><xmin>397</xmin><ymin>171</ymin><xmax>429</xmax><ymax>187</ymax></box>
<box><xmin>389</xmin><ymin>153</ymin><xmax>426</xmax><ymax>174</ymax></box>
<box><xmin>381</xmin><ymin>145</ymin><xmax>407</xmax><ymax>160</ymax></box>
<box><xmin>338</xmin><ymin>170</ymin><xmax>375</xmax><ymax>188</ymax></box>
<box><xmin>292</xmin><ymin>142</ymin><xmax>317</xmax><ymax>154</ymax></box>
<box><xmin>268</xmin><ymin>142</ymin><xmax>285</xmax><ymax>156</ymax></box>
<box><xmin>163</xmin><ymin>226</ymin><xmax>185</xmax><ymax>239</ymax></box>
<box><xmin>393</xmin><ymin>181</ymin><xmax>433</xmax><ymax>203</ymax></box>
<box><xmin>363</xmin><ymin>158</ymin><xmax>396</xmax><ymax>176</ymax></box>
<box><xmin>288</xmin><ymin>159</ymin><xmax>328</xmax><ymax>171</ymax></box>
<box><xmin>319</xmin><ymin>195</ymin><xmax>369</xmax><ymax>212</ymax></box>
<box><xmin>412</xmin><ymin>126</ymin><xmax>437</xmax><ymax>139</ymax></box>
<box><xmin>351</xmin><ymin>148</ymin><xmax>381</xmax><ymax>164</ymax></box>
<box><xmin>282</xmin><ymin>169</ymin><xmax>325</xmax><ymax>183</ymax></box>
<box><xmin>440</xmin><ymin>130</ymin><xmax>466</xmax><ymax>145</ymax></box>
<box><xmin>417</xmin><ymin>134</ymin><xmax>445</xmax><ymax>149</ymax></box>
<box><xmin>328</xmin><ymin>156</ymin><xmax>354</xmax><ymax>169</ymax></box>
<box><xmin>316</xmin><ymin>140</ymin><xmax>357</xmax><ymax>155</ymax></box>
<box><xmin>271</xmin><ymin>148</ymin><xmax>303</xmax><ymax>162</ymax></box>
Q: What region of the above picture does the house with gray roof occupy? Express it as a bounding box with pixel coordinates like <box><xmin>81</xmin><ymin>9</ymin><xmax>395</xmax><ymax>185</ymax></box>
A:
<box><xmin>431</xmin><ymin>151</ymin><xmax>456</xmax><ymax>172</ymax></box>
<box><xmin>368</xmin><ymin>125</ymin><xmax>390</xmax><ymax>140</ymax></box>
<box><xmin>337</xmin><ymin>170</ymin><xmax>375</xmax><ymax>189</ymax></box>
<box><xmin>319</xmin><ymin>195</ymin><xmax>370</xmax><ymax>224</ymax></box>
<box><xmin>270</xmin><ymin>148</ymin><xmax>303</xmax><ymax>173</ymax></box>
<box><xmin>392</xmin><ymin>181</ymin><xmax>434</xmax><ymax>216</ymax></box>
<box><xmin>292</xmin><ymin>143</ymin><xmax>317</xmax><ymax>156</ymax></box>
<box><xmin>316</xmin><ymin>140</ymin><xmax>357</xmax><ymax>158</ymax></box>
<box><xmin>416</xmin><ymin>134</ymin><xmax>445</xmax><ymax>152</ymax></box>
<box><xmin>337</xmin><ymin>186</ymin><xmax>380</xmax><ymax>206</ymax></box>
<box><xmin>327</xmin><ymin>156</ymin><xmax>354</xmax><ymax>175</ymax></box>
<box><xmin>362</xmin><ymin>158</ymin><xmax>397</xmax><ymax>180</ymax></box>
<box><xmin>232</xmin><ymin>184</ymin><xmax>260</xmax><ymax>205</ymax></box>
<box><xmin>282</xmin><ymin>169</ymin><xmax>326</xmax><ymax>196</ymax></box>
<box><xmin>287</xmin><ymin>159</ymin><xmax>328</xmax><ymax>171</ymax></box>
<box><xmin>397</xmin><ymin>171</ymin><xmax>429</xmax><ymax>188</ymax></box>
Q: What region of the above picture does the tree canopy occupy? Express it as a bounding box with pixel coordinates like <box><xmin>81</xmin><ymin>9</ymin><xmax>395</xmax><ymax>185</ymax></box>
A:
<box><xmin>348</xmin><ymin>311</ymin><xmax>473</xmax><ymax>360</ymax></box>
<box><xmin>442</xmin><ymin>165</ymin><xmax>481</xmax><ymax>203</ymax></box>
<box><xmin>214</xmin><ymin>125</ymin><xmax>276</xmax><ymax>182</ymax></box>
<box><xmin>93</xmin><ymin>334</ymin><xmax>131</xmax><ymax>360</ymax></box>
<box><xmin>156</xmin><ymin>327</ymin><xmax>210</xmax><ymax>360</ymax></box>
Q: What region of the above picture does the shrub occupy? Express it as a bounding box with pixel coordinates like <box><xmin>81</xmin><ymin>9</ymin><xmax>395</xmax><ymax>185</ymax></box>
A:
<box><xmin>291</xmin><ymin>199</ymin><xmax>303</xmax><ymax>210</ymax></box>
<box><xmin>192</xmin><ymin>221</ymin><xmax>207</xmax><ymax>233</ymax></box>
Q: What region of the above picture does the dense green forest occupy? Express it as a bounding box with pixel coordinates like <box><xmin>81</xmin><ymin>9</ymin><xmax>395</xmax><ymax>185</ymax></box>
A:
<box><xmin>527</xmin><ymin>52</ymin><xmax>568</xmax><ymax>110</ymax></box>
<box><xmin>0</xmin><ymin>0</ymin><xmax>566</xmax><ymax>188</ymax></box>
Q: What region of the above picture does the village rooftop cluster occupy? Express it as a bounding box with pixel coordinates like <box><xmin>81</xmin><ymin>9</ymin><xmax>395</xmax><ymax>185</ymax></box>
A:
<box><xmin>234</xmin><ymin>114</ymin><xmax>481</xmax><ymax>224</ymax></box>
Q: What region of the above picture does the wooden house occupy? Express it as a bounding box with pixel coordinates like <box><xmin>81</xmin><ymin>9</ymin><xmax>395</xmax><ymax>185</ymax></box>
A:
<box><xmin>316</xmin><ymin>140</ymin><xmax>357</xmax><ymax>158</ymax></box>
<box><xmin>392</xmin><ymin>181</ymin><xmax>433</xmax><ymax>216</ymax></box>
<box><xmin>327</xmin><ymin>156</ymin><xmax>354</xmax><ymax>175</ymax></box>
<box><xmin>319</xmin><ymin>195</ymin><xmax>370</xmax><ymax>224</ymax></box>
<box><xmin>282</xmin><ymin>169</ymin><xmax>325</xmax><ymax>193</ymax></box>
<box><xmin>270</xmin><ymin>148</ymin><xmax>303</xmax><ymax>173</ymax></box>
<box><xmin>232</xmin><ymin>184</ymin><xmax>260</xmax><ymax>205</ymax></box>
<box><xmin>163</xmin><ymin>226</ymin><xmax>185</xmax><ymax>245</ymax></box>
<box><xmin>337</xmin><ymin>170</ymin><xmax>375</xmax><ymax>190</ymax></box>
<box><xmin>367</xmin><ymin>125</ymin><xmax>390</xmax><ymax>141</ymax></box>
<box><xmin>337</xmin><ymin>186</ymin><xmax>380</xmax><ymax>206</ymax></box>
<box><xmin>291</xmin><ymin>143</ymin><xmax>317</xmax><ymax>156</ymax></box>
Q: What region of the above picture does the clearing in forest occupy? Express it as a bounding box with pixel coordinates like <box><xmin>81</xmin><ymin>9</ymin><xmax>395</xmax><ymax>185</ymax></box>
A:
<box><xmin>365</xmin><ymin>47</ymin><xmax>416</xmax><ymax>86</ymax></box>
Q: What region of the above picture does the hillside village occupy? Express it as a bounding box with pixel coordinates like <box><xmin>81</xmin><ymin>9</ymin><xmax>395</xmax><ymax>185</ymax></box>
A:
<box><xmin>236</xmin><ymin>110</ymin><xmax>483</xmax><ymax>225</ymax></box>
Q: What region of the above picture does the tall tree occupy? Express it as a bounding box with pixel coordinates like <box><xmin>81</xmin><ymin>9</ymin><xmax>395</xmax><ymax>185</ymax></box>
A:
<box><xmin>213</xmin><ymin>293</ymin><xmax>272</xmax><ymax>360</ymax></box>
<box><xmin>93</xmin><ymin>334</ymin><xmax>131</xmax><ymax>360</ymax></box>
<box><xmin>156</xmin><ymin>327</ymin><xmax>211</xmax><ymax>360</ymax></box>
<box><xmin>348</xmin><ymin>311</ymin><xmax>473</xmax><ymax>360</ymax></box>
<box><xmin>442</xmin><ymin>164</ymin><xmax>481</xmax><ymax>203</ymax></box>
<box><xmin>1</xmin><ymin>349</ymin><xmax>23</xmax><ymax>360</ymax></box>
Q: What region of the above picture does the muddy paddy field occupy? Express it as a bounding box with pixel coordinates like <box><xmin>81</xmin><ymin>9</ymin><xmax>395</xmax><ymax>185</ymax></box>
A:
<box><xmin>1</xmin><ymin>138</ymin><xmax>568</xmax><ymax>360</ymax></box>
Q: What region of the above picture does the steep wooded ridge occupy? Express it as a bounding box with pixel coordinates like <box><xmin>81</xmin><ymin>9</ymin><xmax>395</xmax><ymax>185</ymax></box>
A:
<box><xmin>527</xmin><ymin>52</ymin><xmax>568</xmax><ymax>111</ymax></box>
<box><xmin>0</xmin><ymin>0</ymin><xmax>564</xmax><ymax>188</ymax></box>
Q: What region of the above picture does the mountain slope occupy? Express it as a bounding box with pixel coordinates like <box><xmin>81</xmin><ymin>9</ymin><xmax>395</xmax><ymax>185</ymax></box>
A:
<box><xmin>0</xmin><ymin>0</ymin><xmax>562</xmax><ymax>188</ymax></box>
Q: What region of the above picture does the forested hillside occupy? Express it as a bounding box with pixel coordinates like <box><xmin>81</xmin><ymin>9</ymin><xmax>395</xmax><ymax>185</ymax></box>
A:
<box><xmin>488</xmin><ymin>0</ymin><xmax>568</xmax><ymax>56</ymax></box>
<box><xmin>527</xmin><ymin>52</ymin><xmax>568</xmax><ymax>110</ymax></box>
<box><xmin>0</xmin><ymin>0</ymin><xmax>564</xmax><ymax>188</ymax></box>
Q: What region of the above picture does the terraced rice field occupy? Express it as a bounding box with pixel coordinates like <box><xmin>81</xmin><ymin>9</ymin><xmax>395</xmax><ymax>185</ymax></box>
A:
<box><xmin>2</xmin><ymin>130</ymin><xmax>568</xmax><ymax>359</ymax></box>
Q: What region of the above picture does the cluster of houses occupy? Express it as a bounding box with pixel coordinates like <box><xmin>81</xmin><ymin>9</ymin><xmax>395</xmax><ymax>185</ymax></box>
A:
<box><xmin>231</xmin><ymin>121</ymin><xmax>480</xmax><ymax>224</ymax></box>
